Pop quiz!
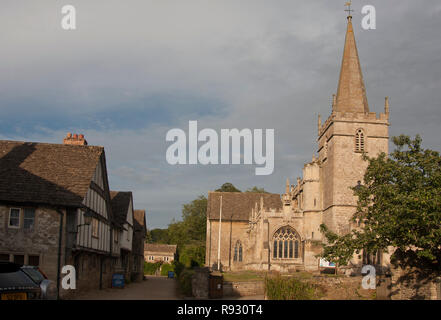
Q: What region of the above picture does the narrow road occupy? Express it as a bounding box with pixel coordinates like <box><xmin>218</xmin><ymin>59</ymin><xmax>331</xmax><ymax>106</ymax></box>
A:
<box><xmin>72</xmin><ymin>276</ymin><xmax>179</xmax><ymax>300</ymax></box>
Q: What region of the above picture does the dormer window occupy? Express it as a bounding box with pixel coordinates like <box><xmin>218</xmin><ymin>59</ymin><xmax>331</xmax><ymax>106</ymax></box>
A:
<box><xmin>355</xmin><ymin>129</ymin><xmax>365</xmax><ymax>152</ymax></box>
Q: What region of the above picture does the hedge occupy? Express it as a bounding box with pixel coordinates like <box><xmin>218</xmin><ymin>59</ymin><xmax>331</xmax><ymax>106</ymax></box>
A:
<box><xmin>160</xmin><ymin>263</ymin><xmax>174</xmax><ymax>276</ymax></box>
<box><xmin>144</xmin><ymin>262</ymin><xmax>161</xmax><ymax>275</ymax></box>
<box><xmin>264</xmin><ymin>275</ymin><xmax>320</xmax><ymax>300</ymax></box>
<box><xmin>177</xmin><ymin>268</ymin><xmax>195</xmax><ymax>296</ymax></box>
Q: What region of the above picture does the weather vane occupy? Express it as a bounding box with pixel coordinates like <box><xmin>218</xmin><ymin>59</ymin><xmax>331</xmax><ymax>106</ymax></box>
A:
<box><xmin>345</xmin><ymin>1</ymin><xmax>354</xmax><ymax>17</ymax></box>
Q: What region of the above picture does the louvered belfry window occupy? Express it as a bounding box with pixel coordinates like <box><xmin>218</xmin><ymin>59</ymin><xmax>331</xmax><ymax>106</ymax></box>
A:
<box><xmin>355</xmin><ymin>129</ymin><xmax>365</xmax><ymax>152</ymax></box>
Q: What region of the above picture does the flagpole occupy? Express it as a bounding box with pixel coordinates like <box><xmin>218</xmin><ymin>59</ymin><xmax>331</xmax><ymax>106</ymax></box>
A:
<box><xmin>217</xmin><ymin>195</ymin><xmax>222</xmax><ymax>271</ymax></box>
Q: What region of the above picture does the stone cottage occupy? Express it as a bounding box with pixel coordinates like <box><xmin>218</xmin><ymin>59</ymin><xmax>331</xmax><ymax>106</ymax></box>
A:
<box><xmin>0</xmin><ymin>133</ymin><xmax>146</xmax><ymax>298</ymax></box>
<box><xmin>144</xmin><ymin>244</ymin><xmax>177</xmax><ymax>264</ymax></box>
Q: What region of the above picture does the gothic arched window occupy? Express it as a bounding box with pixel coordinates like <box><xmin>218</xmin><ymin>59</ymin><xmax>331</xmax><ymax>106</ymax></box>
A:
<box><xmin>272</xmin><ymin>226</ymin><xmax>300</xmax><ymax>259</ymax></box>
<box><xmin>355</xmin><ymin>129</ymin><xmax>365</xmax><ymax>152</ymax></box>
<box><xmin>233</xmin><ymin>241</ymin><xmax>243</xmax><ymax>262</ymax></box>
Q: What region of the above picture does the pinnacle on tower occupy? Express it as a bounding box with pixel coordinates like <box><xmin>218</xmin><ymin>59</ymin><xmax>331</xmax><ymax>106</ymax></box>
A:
<box><xmin>286</xmin><ymin>178</ymin><xmax>290</xmax><ymax>194</ymax></box>
<box><xmin>385</xmin><ymin>96</ymin><xmax>390</xmax><ymax>114</ymax></box>
<box><xmin>335</xmin><ymin>16</ymin><xmax>369</xmax><ymax>114</ymax></box>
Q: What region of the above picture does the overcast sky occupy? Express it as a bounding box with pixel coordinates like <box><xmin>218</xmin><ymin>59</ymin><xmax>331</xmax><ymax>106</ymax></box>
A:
<box><xmin>1</xmin><ymin>1</ymin><xmax>440</xmax><ymax>228</ymax></box>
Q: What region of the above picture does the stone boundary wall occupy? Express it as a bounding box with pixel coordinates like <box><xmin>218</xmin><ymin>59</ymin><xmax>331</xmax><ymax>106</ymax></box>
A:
<box><xmin>389</xmin><ymin>267</ymin><xmax>441</xmax><ymax>300</ymax></box>
<box><xmin>223</xmin><ymin>281</ymin><xmax>264</xmax><ymax>297</ymax></box>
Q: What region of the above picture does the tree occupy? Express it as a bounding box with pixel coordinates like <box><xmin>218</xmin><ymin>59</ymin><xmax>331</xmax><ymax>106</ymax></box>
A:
<box><xmin>168</xmin><ymin>195</ymin><xmax>207</xmax><ymax>248</ymax></box>
<box><xmin>146</xmin><ymin>228</ymin><xmax>170</xmax><ymax>244</ymax></box>
<box><xmin>246</xmin><ymin>186</ymin><xmax>268</xmax><ymax>193</ymax></box>
<box><xmin>215</xmin><ymin>183</ymin><xmax>241</xmax><ymax>192</ymax></box>
<box><xmin>320</xmin><ymin>135</ymin><xmax>441</xmax><ymax>272</ymax></box>
<box><xmin>150</xmin><ymin>183</ymin><xmax>267</xmax><ymax>269</ymax></box>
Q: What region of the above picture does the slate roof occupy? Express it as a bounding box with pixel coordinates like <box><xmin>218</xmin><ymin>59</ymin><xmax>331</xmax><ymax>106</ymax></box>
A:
<box><xmin>207</xmin><ymin>191</ymin><xmax>283</xmax><ymax>221</ymax></box>
<box><xmin>0</xmin><ymin>140</ymin><xmax>104</xmax><ymax>207</ymax></box>
<box><xmin>144</xmin><ymin>244</ymin><xmax>177</xmax><ymax>254</ymax></box>
<box><xmin>110</xmin><ymin>191</ymin><xmax>133</xmax><ymax>228</ymax></box>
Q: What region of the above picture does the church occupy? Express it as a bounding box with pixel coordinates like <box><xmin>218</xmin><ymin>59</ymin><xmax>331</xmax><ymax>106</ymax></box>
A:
<box><xmin>205</xmin><ymin>14</ymin><xmax>390</xmax><ymax>273</ymax></box>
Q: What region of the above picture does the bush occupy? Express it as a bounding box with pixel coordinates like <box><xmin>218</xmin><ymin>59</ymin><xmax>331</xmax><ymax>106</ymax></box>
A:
<box><xmin>177</xmin><ymin>268</ymin><xmax>195</xmax><ymax>296</ymax></box>
<box><xmin>160</xmin><ymin>263</ymin><xmax>175</xmax><ymax>276</ymax></box>
<box><xmin>264</xmin><ymin>275</ymin><xmax>319</xmax><ymax>300</ymax></box>
<box><xmin>144</xmin><ymin>262</ymin><xmax>161</xmax><ymax>275</ymax></box>
<box><xmin>179</xmin><ymin>244</ymin><xmax>205</xmax><ymax>267</ymax></box>
<box><xmin>172</xmin><ymin>260</ymin><xmax>185</xmax><ymax>277</ymax></box>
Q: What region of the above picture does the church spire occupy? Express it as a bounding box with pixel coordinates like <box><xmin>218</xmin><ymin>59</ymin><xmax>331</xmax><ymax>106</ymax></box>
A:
<box><xmin>335</xmin><ymin>15</ymin><xmax>369</xmax><ymax>114</ymax></box>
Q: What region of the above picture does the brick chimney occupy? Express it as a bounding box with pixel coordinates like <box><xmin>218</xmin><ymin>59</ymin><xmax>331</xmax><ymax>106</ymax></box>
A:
<box><xmin>63</xmin><ymin>132</ymin><xmax>88</xmax><ymax>146</ymax></box>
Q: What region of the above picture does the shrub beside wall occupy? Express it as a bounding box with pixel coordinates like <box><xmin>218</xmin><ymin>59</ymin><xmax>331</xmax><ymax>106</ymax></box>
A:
<box><xmin>160</xmin><ymin>263</ymin><xmax>175</xmax><ymax>276</ymax></box>
<box><xmin>264</xmin><ymin>275</ymin><xmax>321</xmax><ymax>300</ymax></box>
<box><xmin>177</xmin><ymin>268</ymin><xmax>195</xmax><ymax>296</ymax></box>
<box><xmin>144</xmin><ymin>262</ymin><xmax>161</xmax><ymax>275</ymax></box>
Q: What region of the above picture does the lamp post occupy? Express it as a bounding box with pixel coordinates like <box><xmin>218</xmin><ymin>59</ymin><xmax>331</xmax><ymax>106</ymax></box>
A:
<box><xmin>77</xmin><ymin>210</ymin><xmax>93</xmax><ymax>229</ymax></box>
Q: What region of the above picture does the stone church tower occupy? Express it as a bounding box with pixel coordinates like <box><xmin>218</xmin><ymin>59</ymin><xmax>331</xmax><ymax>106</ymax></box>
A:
<box><xmin>205</xmin><ymin>15</ymin><xmax>390</xmax><ymax>273</ymax></box>
<box><xmin>318</xmin><ymin>15</ymin><xmax>389</xmax><ymax>236</ymax></box>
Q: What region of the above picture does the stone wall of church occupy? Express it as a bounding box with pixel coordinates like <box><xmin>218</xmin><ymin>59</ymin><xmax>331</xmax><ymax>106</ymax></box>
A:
<box><xmin>205</xmin><ymin>219</ymin><xmax>250</xmax><ymax>271</ymax></box>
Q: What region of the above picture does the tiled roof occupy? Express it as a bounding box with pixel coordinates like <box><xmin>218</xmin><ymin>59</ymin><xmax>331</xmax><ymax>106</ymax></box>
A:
<box><xmin>144</xmin><ymin>243</ymin><xmax>177</xmax><ymax>254</ymax></box>
<box><xmin>0</xmin><ymin>140</ymin><xmax>103</xmax><ymax>207</ymax></box>
<box><xmin>207</xmin><ymin>191</ymin><xmax>282</xmax><ymax>221</ymax></box>
<box><xmin>133</xmin><ymin>209</ymin><xmax>146</xmax><ymax>232</ymax></box>
<box><xmin>110</xmin><ymin>191</ymin><xmax>132</xmax><ymax>228</ymax></box>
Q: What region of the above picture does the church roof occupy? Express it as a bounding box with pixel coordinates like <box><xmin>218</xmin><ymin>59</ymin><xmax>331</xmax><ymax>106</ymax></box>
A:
<box><xmin>0</xmin><ymin>140</ymin><xmax>103</xmax><ymax>207</ymax></box>
<box><xmin>335</xmin><ymin>16</ymin><xmax>369</xmax><ymax>113</ymax></box>
<box><xmin>207</xmin><ymin>191</ymin><xmax>283</xmax><ymax>221</ymax></box>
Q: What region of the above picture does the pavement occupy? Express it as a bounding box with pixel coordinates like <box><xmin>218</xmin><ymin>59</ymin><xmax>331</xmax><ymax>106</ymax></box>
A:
<box><xmin>72</xmin><ymin>275</ymin><xmax>180</xmax><ymax>300</ymax></box>
<box><xmin>72</xmin><ymin>275</ymin><xmax>264</xmax><ymax>300</ymax></box>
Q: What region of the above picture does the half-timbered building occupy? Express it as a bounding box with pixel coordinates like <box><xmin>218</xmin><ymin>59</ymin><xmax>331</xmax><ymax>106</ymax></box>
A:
<box><xmin>110</xmin><ymin>191</ymin><xmax>134</xmax><ymax>281</ymax></box>
<box><xmin>0</xmin><ymin>133</ymin><xmax>117</xmax><ymax>298</ymax></box>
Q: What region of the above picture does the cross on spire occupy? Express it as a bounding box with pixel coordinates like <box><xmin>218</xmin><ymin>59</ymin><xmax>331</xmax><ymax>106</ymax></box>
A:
<box><xmin>345</xmin><ymin>1</ymin><xmax>354</xmax><ymax>18</ymax></box>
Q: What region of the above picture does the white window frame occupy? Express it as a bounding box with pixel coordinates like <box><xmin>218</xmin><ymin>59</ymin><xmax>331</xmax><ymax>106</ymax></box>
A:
<box><xmin>8</xmin><ymin>208</ymin><xmax>21</xmax><ymax>229</ymax></box>
<box><xmin>23</xmin><ymin>208</ymin><xmax>36</xmax><ymax>230</ymax></box>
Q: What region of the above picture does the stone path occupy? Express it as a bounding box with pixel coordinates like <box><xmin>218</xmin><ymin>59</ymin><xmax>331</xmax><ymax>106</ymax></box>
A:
<box><xmin>71</xmin><ymin>275</ymin><xmax>264</xmax><ymax>300</ymax></box>
<box><xmin>72</xmin><ymin>275</ymin><xmax>180</xmax><ymax>300</ymax></box>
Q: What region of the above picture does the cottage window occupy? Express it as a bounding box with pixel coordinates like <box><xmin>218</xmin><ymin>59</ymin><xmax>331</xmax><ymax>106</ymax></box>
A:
<box><xmin>8</xmin><ymin>208</ymin><xmax>20</xmax><ymax>228</ymax></box>
<box><xmin>24</xmin><ymin>208</ymin><xmax>35</xmax><ymax>230</ymax></box>
<box><xmin>92</xmin><ymin>218</ymin><xmax>99</xmax><ymax>238</ymax></box>
<box><xmin>0</xmin><ymin>254</ymin><xmax>10</xmax><ymax>262</ymax></box>
<box><xmin>14</xmin><ymin>254</ymin><xmax>24</xmax><ymax>265</ymax></box>
<box><xmin>355</xmin><ymin>129</ymin><xmax>365</xmax><ymax>152</ymax></box>
<box><xmin>28</xmin><ymin>255</ymin><xmax>40</xmax><ymax>266</ymax></box>
<box><xmin>272</xmin><ymin>226</ymin><xmax>301</xmax><ymax>260</ymax></box>
<box><xmin>114</xmin><ymin>229</ymin><xmax>119</xmax><ymax>242</ymax></box>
